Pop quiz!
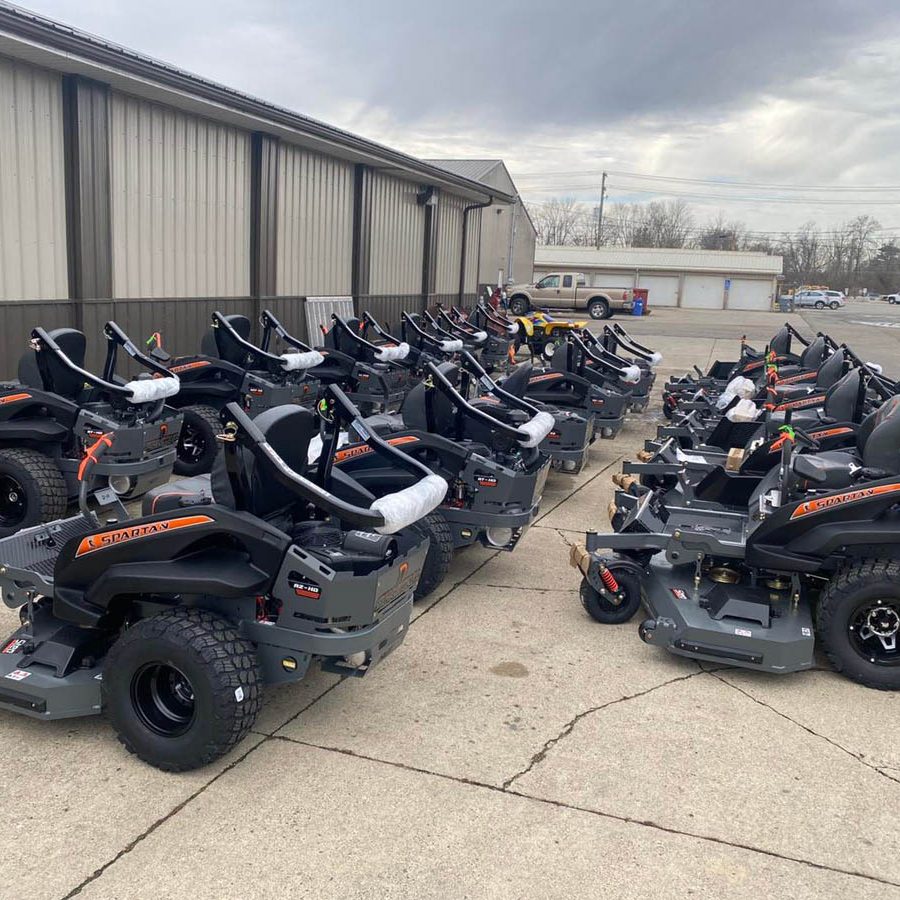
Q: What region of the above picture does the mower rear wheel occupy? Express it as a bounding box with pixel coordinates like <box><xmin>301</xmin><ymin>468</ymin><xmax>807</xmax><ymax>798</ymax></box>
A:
<box><xmin>817</xmin><ymin>559</ymin><xmax>900</xmax><ymax>690</ymax></box>
<box><xmin>174</xmin><ymin>405</ymin><xmax>221</xmax><ymax>476</ymax></box>
<box><xmin>411</xmin><ymin>511</ymin><xmax>453</xmax><ymax>601</ymax></box>
<box><xmin>0</xmin><ymin>448</ymin><xmax>67</xmax><ymax>537</ymax></box>
<box><xmin>580</xmin><ymin>566</ymin><xmax>642</xmax><ymax>624</ymax></box>
<box><xmin>104</xmin><ymin>608</ymin><xmax>261</xmax><ymax>771</ymax></box>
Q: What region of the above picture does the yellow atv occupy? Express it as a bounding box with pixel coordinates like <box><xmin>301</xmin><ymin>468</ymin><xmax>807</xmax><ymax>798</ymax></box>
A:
<box><xmin>512</xmin><ymin>310</ymin><xmax>588</xmax><ymax>361</ymax></box>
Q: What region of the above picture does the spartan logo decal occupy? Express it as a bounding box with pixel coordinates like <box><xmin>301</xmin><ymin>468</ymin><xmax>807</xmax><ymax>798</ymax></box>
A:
<box><xmin>169</xmin><ymin>360</ymin><xmax>212</xmax><ymax>374</ymax></box>
<box><xmin>776</xmin><ymin>394</ymin><xmax>826</xmax><ymax>411</ymax></box>
<box><xmin>790</xmin><ymin>483</ymin><xmax>900</xmax><ymax>520</ymax></box>
<box><xmin>75</xmin><ymin>515</ymin><xmax>214</xmax><ymax>557</ymax></box>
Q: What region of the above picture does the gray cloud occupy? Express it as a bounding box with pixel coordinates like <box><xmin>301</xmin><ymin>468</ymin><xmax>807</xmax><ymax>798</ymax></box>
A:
<box><xmin>17</xmin><ymin>0</ymin><xmax>900</xmax><ymax>231</ymax></box>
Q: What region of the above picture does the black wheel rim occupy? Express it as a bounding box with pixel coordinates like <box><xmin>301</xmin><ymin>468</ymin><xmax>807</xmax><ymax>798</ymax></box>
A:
<box><xmin>0</xmin><ymin>474</ymin><xmax>27</xmax><ymax>527</ymax></box>
<box><xmin>131</xmin><ymin>662</ymin><xmax>196</xmax><ymax>737</ymax></box>
<box><xmin>849</xmin><ymin>601</ymin><xmax>900</xmax><ymax>666</ymax></box>
<box><xmin>177</xmin><ymin>422</ymin><xmax>206</xmax><ymax>463</ymax></box>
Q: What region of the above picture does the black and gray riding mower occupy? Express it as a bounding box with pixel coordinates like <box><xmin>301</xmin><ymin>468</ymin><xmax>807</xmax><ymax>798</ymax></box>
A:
<box><xmin>400</xmin><ymin>310</ymin><xmax>467</xmax><ymax>361</ymax></box>
<box><xmin>0</xmin><ymin>322</ymin><xmax>182</xmax><ymax>536</ymax></box>
<box><xmin>572</xmin><ymin>394</ymin><xmax>900</xmax><ymax>690</ymax></box>
<box><xmin>662</xmin><ymin>325</ymin><xmax>826</xmax><ymax>415</ymax></box>
<box><xmin>154</xmin><ymin>311</ymin><xmax>325</xmax><ymax>475</ymax></box>
<box><xmin>0</xmin><ymin>386</ymin><xmax>446</xmax><ymax>771</ymax></box>
<box><xmin>526</xmin><ymin>333</ymin><xmax>637</xmax><ymax>439</ymax></box>
<box><xmin>619</xmin><ymin>365</ymin><xmax>872</xmax><ymax>508</ymax></box>
<box><xmin>451</xmin><ymin>301</ymin><xmax>516</xmax><ymax>371</ymax></box>
<box><xmin>320</xmin><ymin>314</ymin><xmax>413</xmax><ymax>413</ymax></box>
<box><xmin>336</xmin><ymin>357</ymin><xmax>552</xmax><ymax>563</ymax></box>
<box><xmin>574</xmin><ymin>328</ymin><xmax>654</xmax><ymax>412</ymax></box>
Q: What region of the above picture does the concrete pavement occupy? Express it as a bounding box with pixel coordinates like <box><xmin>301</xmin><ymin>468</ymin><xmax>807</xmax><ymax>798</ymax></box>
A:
<box><xmin>2</xmin><ymin>306</ymin><xmax>899</xmax><ymax>899</ymax></box>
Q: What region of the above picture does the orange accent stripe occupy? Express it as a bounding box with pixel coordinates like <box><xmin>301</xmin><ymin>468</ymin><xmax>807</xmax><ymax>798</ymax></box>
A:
<box><xmin>0</xmin><ymin>392</ymin><xmax>32</xmax><ymax>405</ymax></box>
<box><xmin>775</xmin><ymin>394</ymin><xmax>826</xmax><ymax>411</ymax></box>
<box><xmin>170</xmin><ymin>360</ymin><xmax>212</xmax><ymax>373</ymax></box>
<box><xmin>790</xmin><ymin>483</ymin><xmax>900</xmax><ymax>520</ymax></box>
<box><xmin>75</xmin><ymin>514</ymin><xmax>214</xmax><ymax>558</ymax></box>
<box><xmin>333</xmin><ymin>434</ymin><xmax>420</xmax><ymax>463</ymax></box>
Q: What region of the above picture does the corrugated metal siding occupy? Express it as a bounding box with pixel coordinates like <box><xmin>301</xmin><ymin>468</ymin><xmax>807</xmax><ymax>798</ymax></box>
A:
<box><xmin>80</xmin><ymin>297</ymin><xmax>255</xmax><ymax>369</ymax></box>
<box><xmin>512</xmin><ymin>202</ymin><xmax>536</xmax><ymax>283</ymax></box>
<box><xmin>434</xmin><ymin>193</ymin><xmax>464</xmax><ymax>294</ymax></box>
<box><xmin>465</xmin><ymin>208</ymin><xmax>481</xmax><ymax>294</ymax></box>
<box><xmin>109</xmin><ymin>92</ymin><xmax>251</xmax><ymax>298</ymax></box>
<box><xmin>478</xmin><ymin>202</ymin><xmax>511</xmax><ymax>285</ymax></box>
<box><xmin>0</xmin><ymin>56</ymin><xmax>68</xmax><ymax>301</ymax></box>
<box><xmin>366</xmin><ymin>172</ymin><xmax>424</xmax><ymax>294</ymax></box>
<box><xmin>0</xmin><ymin>300</ymin><xmax>75</xmax><ymax>378</ymax></box>
<box><xmin>276</xmin><ymin>144</ymin><xmax>354</xmax><ymax>296</ymax></box>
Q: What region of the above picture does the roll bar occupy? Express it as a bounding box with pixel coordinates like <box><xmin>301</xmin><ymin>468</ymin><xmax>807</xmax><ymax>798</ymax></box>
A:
<box><xmin>31</xmin><ymin>323</ymin><xmax>174</xmax><ymax>405</ymax></box>
<box><xmin>259</xmin><ymin>309</ymin><xmax>314</xmax><ymax>353</ymax></box>
<box><xmin>570</xmin><ymin>332</ymin><xmax>632</xmax><ymax>378</ymax></box>
<box><xmin>424</xmin><ymin>360</ymin><xmax>526</xmax><ymax>442</ymax></box>
<box><xmin>210</xmin><ymin>311</ymin><xmax>286</xmax><ymax>374</ymax></box>
<box><xmin>401</xmin><ymin>312</ymin><xmax>447</xmax><ymax>353</ymax></box>
<box><xmin>456</xmin><ymin>350</ymin><xmax>542</xmax><ymax>418</ymax></box>
<box><xmin>437</xmin><ymin>308</ymin><xmax>481</xmax><ymax>339</ymax></box>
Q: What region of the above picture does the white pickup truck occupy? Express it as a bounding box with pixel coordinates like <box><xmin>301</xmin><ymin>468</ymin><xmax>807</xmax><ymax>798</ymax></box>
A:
<box><xmin>507</xmin><ymin>272</ymin><xmax>634</xmax><ymax>320</ymax></box>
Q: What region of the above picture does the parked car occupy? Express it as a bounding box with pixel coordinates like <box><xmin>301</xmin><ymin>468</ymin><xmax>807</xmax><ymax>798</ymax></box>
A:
<box><xmin>793</xmin><ymin>290</ymin><xmax>844</xmax><ymax>310</ymax></box>
<box><xmin>882</xmin><ymin>293</ymin><xmax>900</xmax><ymax>304</ymax></box>
<box><xmin>506</xmin><ymin>272</ymin><xmax>633</xmax><ymax>319</ymax></box>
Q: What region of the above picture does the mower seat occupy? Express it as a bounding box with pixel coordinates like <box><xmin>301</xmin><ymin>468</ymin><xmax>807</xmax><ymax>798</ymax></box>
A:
<box><xmin>20</xmin><ymin>328</ymin><xmax>88</xmax><ymax>399</ymax></box>
<box><xmin>499</xmin><ymin>362</ymin><xmax>535</xmax><ymax>398</ymax></box>
<box><xmin>773</xmin><ymin>349</ymin><xmax>844</xmax><ymax>397</ymax></box>
<box><xmin>212</xmin><ymin>405</ymin><xmax>320</xmax><ymax>519</ymax></box>
<box><xmin>201</xmin><ymin>315</ymin><xmax>254</xmax><ymax>367</ymax></box>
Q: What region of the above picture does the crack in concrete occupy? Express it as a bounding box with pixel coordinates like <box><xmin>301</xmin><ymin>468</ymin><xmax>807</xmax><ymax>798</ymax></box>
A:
<box><xmin>712</xmin><ymin>672</ymin><xmax>900</xmax><ymax>790</ymax></box>
<box><xmin>270</xmin><ymin>733</ymin><xmax>900</xmax><ymax>889</ymax></box>
<box><xmin>502</xmin><ymin>667</ymin><xmax>707</xmax><ymax>789</ymax></box>
<box><xmin>60</xmin><ymin>737</ymin><xmax>268</xmax><ymax>899</ymax></box>
<box><xmin>533</xmin><ymin>455</ymin><xmax>623</xmax><ymax>525</ymax></box>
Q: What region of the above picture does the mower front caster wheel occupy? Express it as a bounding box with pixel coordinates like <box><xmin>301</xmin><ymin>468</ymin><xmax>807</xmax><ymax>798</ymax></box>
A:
<box><xmin>817</xmin><ymin>560</ymin><xmax>900</xmax><ymax>690</ymax></box>
<box><xmin>103</xmin><ymin>608</ymin><xmax>261</xmax><ymax>771</ymax></box>
<box><xmin>579</xmin><ymin>567</ymin><xmax>642</xmax><ymax>625</ymax></box>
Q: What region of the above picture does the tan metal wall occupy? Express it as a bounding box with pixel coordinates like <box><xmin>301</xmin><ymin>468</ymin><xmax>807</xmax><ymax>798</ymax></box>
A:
<box><xmin>434</xmin><ymin>192</ymin><xmax>465</xmax><ymax>294</ymax></box>
<box><xmin>478</xmin><ymin>202</ymin><xmax>511</xmax><ymax>286</ymax></box>
<box><xmin>366</xmin><ymin>171</ymin><xmax>424</xmax><ymax>295</ymax></box>
<box><xmin>109</xmin><ymin>91</ymin><xmax>251</xmax><ymax>298</ymax></box>
<box><xmin>276</xmin><ymin>144</ymin><xmax>354</xmax><ymax>296</ymax></box>
<box><xmin>0</xmin><ymin>55</ymin><xmax>68</xmax><ymax>301</ymax></box>
<box><xmin>464</xmin><ymin>207</ymin><xmax>480</xmax><ymax>295</ymax></box>
<box><xmin>511</xmin><ymin>203</ymin><xmax>536</xmax><ymax>283</ymax></box>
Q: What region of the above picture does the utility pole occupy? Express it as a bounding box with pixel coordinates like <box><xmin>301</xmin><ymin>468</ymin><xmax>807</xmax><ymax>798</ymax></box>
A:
<box><xmin>596</xmin><ymin>171</ymin><xmax>607</xmax><ymax>249</ymax></box>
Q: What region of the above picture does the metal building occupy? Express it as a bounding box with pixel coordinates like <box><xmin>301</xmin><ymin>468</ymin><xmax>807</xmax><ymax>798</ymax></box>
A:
<box><xmin>0</xmin><ymin>4</ymin><xmax>519</xmax><ymax>369</ymax></box>
<box><xmin>534</xmin><ymin>246</ymin><xmax>783</xmax><ymax>311</ymax></box>
<box><xmin>426</xmin><ymin>160</ymin><xmax>536</xmax><ymax>288</ymax></box>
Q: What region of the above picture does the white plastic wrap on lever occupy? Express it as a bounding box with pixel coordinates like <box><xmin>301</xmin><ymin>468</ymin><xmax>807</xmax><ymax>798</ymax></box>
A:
<box><xmin>506</xmin><ymin>323</ymin><xmax>518</xmax><ymax>335</ymax></box>
<box><xmin>125</xmin><ymin>377</ymin><xmax>179</xmax><ymax>403</ymax></box>
<box><xmin>725</xmin><ymin>398</ymin><xmax>761</xmax><ymax>422</ymax></box>
<box><xmin>470</xmin><ymin>330</ymin><xmax>488</xmax><ymax>343</ymax></box>
<box><xmin>866</xmin><ymin>361</ymin><xmax>884</xmax><ymax>374</ymax></box>
<box><xmin>516</xmin><ymin>410</ymin><xmax>555</xmax><ymax>447</ymax></box>
<box><xmin>439</xmin><ymin>339</ymin><xmax>463</xmax><ymax>352</ymax></box>
<box><xmin>619</xmin><ymin>364</ymin><xmax>642</xmax><ymax>384</ymax></box>
<box><xmin>371</xmin><ymin>473</ymin><xmax>449</xmax><ymax>534</ymax></box>
<box><xmin>648</xmin><ymin>351</ymin><xmax>663</xmax><ymax>367</ymax></box>
<box><xmin>281</xmin><ymin>350</ymin><xmax>324</xmax><ymax>371</ymax></box>
<box><xmin>375</xmin><ymin>342</ymin><xmax>410</xmax><ymax>362</ymax></box>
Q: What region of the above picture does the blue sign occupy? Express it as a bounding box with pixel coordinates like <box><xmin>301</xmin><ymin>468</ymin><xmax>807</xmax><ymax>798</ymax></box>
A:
<box><xmin>724</xmin><ymin>279</ymin><xmax>732</xmax><ymax>290</ymax></box>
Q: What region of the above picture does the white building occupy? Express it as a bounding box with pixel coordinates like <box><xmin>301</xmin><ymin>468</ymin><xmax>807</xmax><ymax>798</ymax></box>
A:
<box><xmin>534</xmin><ymin>246</ymin><xmax>783</xmax><ymax>312</ymax></box>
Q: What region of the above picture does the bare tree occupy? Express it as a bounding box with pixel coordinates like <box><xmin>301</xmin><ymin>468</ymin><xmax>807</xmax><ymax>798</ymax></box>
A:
<box><xmin>528</xmin><ymin>198</ymin><xmax>593</xmax><ymax>246</ymax></box>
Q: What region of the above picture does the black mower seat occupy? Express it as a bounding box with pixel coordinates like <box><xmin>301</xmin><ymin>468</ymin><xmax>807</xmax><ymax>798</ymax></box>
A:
<box><xmin>499</xmin><ymin>362</ymin><xmax>535</xmax><ymax>399</ymax></box>
<box><xmin>19</xmin><ymin>328</ymin><xmax>88</xmax><ymax>399</ymax></box>
<box><xmin>201</xmin><ymin>314</ymin><xmax>253</xmax><ymax>367</ymax></box>
<box><xmin>768</xmin><ymin>327</ymin><xmax>791</xmax><ymax>357</ymax></box>
<box><xmin>399</xmin><ymin>363</ymin><xmax>460</xmax><ymax>435</ymax></box>
<box><xmin>799</xmin><ymin>336</ymin><xmax>827</xmax><ymax>370</ymax></box>
<box><xmin>770</xmin><ymin>369</ymin><xmax>863</xmax><ymax>426</ymax></box>
<box><xmin>212</xmin><ymin>405</ymin><xmax>320</xmax><ymax>519</ymax></box>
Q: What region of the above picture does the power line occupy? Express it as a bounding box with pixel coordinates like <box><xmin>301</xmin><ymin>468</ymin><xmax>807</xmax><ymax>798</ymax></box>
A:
<box><xmin>513</xmin><ymin>168</ymin><xmax>900</xmax><ymax>193</ymax></box>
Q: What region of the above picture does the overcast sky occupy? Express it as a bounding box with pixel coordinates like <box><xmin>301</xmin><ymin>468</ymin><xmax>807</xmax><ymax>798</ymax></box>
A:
<box><xmin>19</xmin><ymin>0</ymin><xmax>900</xmax><ymax>235</ymax></box>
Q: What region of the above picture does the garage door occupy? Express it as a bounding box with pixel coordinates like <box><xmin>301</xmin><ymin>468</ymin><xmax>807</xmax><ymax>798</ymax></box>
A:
<box><xmin>587</xmin><ymin>270</ymin><xmax>633</xmax><ymax>289</ymax></box>
<box><xmin>727</xmin><ymin>278</ymin><xmax>773</xmax><ymax>311</ymax></box>
<box><xmin>636</xmin><ymin>274</ymin><xmax>678</xmax><ymax>307</ymax></box>
<box><xmin>682</xmin><ymin>275</ymin><xmax>725</xmax><ymax>309</ymax></box>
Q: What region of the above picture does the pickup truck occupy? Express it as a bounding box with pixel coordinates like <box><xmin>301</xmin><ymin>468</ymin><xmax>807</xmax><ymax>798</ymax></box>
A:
<box><xmin>506</xmin><ymin>272</ymin><xmax>633</xmax><ymax>320</ymax></box>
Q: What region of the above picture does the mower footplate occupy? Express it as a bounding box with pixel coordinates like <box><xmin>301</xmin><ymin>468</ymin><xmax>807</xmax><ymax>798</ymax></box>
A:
<box><xmin>638</xmin><ymin>560</ymin><xmax>815</xmax><ymax>674</ymax></box>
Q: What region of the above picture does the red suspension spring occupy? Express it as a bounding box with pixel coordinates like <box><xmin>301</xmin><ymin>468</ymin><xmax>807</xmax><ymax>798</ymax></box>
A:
<box><xmin>599</xmin><ymin>565</ymin><xmax>620</xmax><ymax>592</ymax></box>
